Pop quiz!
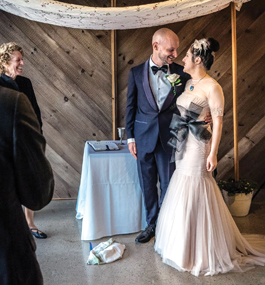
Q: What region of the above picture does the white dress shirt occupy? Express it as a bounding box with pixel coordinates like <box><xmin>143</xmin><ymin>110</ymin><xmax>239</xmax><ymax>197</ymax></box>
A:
<box><xmin>149</xmin><ymin>56</ymin><xmax>171</xmax><ymax>111</ymax></box>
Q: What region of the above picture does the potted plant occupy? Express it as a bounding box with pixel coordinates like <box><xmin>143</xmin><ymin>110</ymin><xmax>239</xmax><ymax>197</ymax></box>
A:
<box><xmin>217</xmin><ymin>178</ymin><xmax>258</xmax><ymax>217</ymax></box>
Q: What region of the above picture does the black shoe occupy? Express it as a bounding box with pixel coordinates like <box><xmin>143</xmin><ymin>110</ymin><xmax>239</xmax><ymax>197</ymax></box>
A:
<box><xmin>30</xmin><ymin>228</ymin><xmax>47</xmax><ymax>239</ymax></box>
<box><xmin>135</xmin><ymin>225</ymin><xmax>155</xmax><ymax>244</ymax></box>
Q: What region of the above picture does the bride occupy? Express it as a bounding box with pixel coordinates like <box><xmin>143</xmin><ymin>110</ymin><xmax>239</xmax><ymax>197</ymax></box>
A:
<box><xmin>154</xmin><ymin>38</ymin><xmax>265</xmax><ymax>276</ymax></box>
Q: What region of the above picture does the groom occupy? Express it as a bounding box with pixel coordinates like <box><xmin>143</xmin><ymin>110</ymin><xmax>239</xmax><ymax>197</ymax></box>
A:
<box><xmin>126</xmin><ymin>28</ymin><xmax>190</xmax><ymax>243</ymax></box>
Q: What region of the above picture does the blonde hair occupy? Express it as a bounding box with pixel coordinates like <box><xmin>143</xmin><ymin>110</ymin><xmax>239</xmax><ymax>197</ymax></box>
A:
<box><xmin>0</xmin><ymin>42</ymin><xmax>24</xmax><ymax>74</ymax></box>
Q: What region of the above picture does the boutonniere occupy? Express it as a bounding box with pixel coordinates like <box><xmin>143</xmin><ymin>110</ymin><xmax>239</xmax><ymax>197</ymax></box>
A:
<box><xmin>166</xmin><ymin>74</ymin><xmax>182</xmax><ymax>96</ymax></box>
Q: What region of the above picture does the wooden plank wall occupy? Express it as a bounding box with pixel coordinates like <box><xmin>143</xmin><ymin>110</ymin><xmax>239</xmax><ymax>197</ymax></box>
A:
<box><xmin>0</xmin><ymin>0</ymin><xmax>264</xmax><ymax>198</ymax></box>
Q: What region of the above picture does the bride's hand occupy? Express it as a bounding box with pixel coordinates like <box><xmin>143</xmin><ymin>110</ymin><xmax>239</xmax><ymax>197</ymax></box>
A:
<box><xmin>206</xmin><ymin>154</ymin><xmax>217</xmax><ymax>172</ymax></box>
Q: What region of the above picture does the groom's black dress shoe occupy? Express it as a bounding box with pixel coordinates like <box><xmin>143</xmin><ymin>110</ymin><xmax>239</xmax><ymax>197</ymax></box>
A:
<box><xmin>135</xmin><ymin>225</ymin><xmax>155</xmax><ymax>244</ymax></box>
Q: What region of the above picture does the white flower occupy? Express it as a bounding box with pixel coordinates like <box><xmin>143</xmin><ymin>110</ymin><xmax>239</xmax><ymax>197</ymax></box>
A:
<box><xmin>166</xmin><ymin>73</ymin><xmax>182</xmax><ymax>96</ymax></box>
<box><xmin>167</xmin><ymin>73</ymin><xmax>180</xmax><ymax>84</ymax></box>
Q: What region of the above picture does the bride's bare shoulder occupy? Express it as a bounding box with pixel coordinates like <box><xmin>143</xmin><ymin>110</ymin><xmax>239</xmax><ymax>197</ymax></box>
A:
<box><xmin>206</xmin><ymin>76</ymin><xmax>222</xmax><ymax>90</ymax></box>
<box><xmin>203</xmin><ymin>77</ymin><xmax>223</xmax><ymax>99</ymax></box>
<box><xmin>205</xmin><ymin>76</ymin><xmax>221</xmax><ymax>86</ymax></box>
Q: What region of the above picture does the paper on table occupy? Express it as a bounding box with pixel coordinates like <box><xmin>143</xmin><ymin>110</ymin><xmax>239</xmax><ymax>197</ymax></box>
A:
<box><xmin>88</xmin><ymin>141</ymin><xmax>119</xmax><ymax>151</ymax></box>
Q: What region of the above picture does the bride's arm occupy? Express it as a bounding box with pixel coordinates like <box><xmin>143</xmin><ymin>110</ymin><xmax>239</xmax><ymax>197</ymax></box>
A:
<box><xmin>206</xmin><ymin>83</ymin><xmax>224</xmax><ymax>172</ymax></box>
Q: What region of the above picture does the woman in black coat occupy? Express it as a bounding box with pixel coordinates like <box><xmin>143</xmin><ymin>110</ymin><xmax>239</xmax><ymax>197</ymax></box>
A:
<box><xmin>0</xmin><ymin>42</ymin><xmax>47</xmax><ymax>239</ymax></box>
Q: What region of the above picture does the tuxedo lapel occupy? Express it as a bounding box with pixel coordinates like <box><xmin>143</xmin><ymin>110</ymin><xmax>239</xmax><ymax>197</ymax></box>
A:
<box><xmin>142</xmin><ymin>60</ymin><xmax>158</xmax><ymax>111</ymax></box>
<box><xmin>160</xmin><ymin>87</ymin><xmax>175</xmax><ymax>112</ymax></box>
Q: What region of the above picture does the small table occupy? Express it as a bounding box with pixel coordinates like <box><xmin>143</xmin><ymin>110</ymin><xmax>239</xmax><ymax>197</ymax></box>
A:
<box><xmin>76</xmin><ymin>141</ymin><xmax>146</xmax><ymax>240</ymax></box>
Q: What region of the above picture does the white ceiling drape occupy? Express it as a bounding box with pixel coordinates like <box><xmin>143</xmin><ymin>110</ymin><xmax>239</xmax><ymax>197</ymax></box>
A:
<box><xmin>0</xmin><ymin>0</ymin><xmax>249</xmax><ymax>30</ymax></box>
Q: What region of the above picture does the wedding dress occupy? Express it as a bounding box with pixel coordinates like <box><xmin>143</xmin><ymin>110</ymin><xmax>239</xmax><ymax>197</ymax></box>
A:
<box><xmin>154</xmin><ymin>77</ymin><xmax>265</xmax><ymax>276</ymax></box>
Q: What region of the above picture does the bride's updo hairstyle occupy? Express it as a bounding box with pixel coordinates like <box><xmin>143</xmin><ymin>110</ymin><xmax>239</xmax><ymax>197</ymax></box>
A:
<box><xmin>190</xmin><ymin>38</ymin><xmax>219</xmax><ymax>70</ymax></box>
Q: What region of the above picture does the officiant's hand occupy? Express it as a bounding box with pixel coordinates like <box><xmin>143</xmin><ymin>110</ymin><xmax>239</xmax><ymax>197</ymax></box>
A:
<box><xmin>204</xmin><ymin>112</ymin><xmax>212</xmax><ymax>125</ymax></box>
<box><xmin>128</xmin><ymin>142</ymin><xmax>137</xmax><ymax>159</ymax></box>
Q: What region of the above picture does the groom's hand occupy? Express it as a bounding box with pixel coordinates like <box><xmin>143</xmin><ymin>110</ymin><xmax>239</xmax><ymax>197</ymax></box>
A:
<box><xmin>128</xmin><ymin>142</ymin><xmax>137</xmax><ymax>159</ymax></box>
<box><xmin>204</xmin><ymin>112</ymin><xmax>212</xmax><ymax>125</ymax></box>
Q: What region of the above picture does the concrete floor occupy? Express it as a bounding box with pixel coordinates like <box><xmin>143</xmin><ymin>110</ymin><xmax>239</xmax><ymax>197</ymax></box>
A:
<box><xmin>34</xmin><ymin>191</ymin><xmax>265</xmax><ymax>285</ymax></box>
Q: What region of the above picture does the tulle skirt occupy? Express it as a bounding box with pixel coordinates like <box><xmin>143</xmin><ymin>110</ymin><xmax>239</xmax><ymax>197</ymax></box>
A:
<box><xmin>154</xmin><ymin>171</ymin><xmax>265</xmax><ymax>276</ymax></box>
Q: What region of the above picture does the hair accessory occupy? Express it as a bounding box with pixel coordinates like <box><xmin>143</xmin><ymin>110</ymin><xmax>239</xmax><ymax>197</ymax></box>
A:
<box><xmin>192</xmin><ymin>39</ymin><xmax>209</xmax><ymax>55</ymax></box>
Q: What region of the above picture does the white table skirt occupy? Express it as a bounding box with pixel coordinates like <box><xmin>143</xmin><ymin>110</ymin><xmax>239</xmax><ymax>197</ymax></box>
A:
<box><xmin>76</xmin><ymin>141</ymin><xmax>146</xmax><ymax>240</ymax></box>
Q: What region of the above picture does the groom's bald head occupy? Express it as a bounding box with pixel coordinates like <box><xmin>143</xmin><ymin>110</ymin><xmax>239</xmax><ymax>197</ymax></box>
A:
<box><xmin>152</xmin><ymin>28</ymin><xmax>179</xmax><ymax>46</ymax></box>
<box><xmin>151</xmin><ymin>28</ymin><xmax>180</xmax><ymax>66</ymax></box>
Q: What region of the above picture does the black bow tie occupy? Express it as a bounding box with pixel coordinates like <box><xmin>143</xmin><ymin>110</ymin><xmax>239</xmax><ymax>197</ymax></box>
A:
<box><xmin>151</xmin><ymin>65</ymin><xmax>168</xmax><ymax>75</ymax></box>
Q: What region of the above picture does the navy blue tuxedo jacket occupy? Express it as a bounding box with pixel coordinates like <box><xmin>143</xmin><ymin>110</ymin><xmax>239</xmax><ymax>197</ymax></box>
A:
<box><xmin>126</xmin><ymin>60</ymin><xmax>190</xmax><ymax>154</ymax></box>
